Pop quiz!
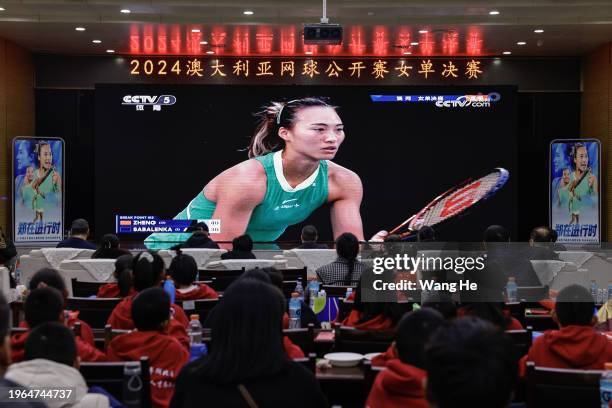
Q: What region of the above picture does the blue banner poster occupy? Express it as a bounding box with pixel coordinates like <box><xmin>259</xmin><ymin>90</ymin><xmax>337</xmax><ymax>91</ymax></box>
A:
<box><xmin>550</xmin><ymin>139</ymin><xmax>600</xmax><ymax>244</ymax></box>
<box><xmin>12</xmin><ymin>137</ymin><xmax>65</xmax><ymax>244</ymax></box>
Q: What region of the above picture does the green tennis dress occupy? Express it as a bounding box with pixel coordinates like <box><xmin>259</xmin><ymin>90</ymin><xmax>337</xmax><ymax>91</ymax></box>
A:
<box><xmin>145</xmin><ymin>151</ymin><xmax>329</xmax><ymax>249</ymax></box>
<box><xmin>568</xmin><ymin>171</ymin><xmax>594</xmax><ymax>216</ymax></box>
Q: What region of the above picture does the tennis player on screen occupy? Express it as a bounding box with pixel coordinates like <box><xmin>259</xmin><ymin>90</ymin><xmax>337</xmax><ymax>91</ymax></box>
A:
<box><xmin>145</xmin><ymin>97</ymin><xmax>366</xmax><ymax>249</ymax></box>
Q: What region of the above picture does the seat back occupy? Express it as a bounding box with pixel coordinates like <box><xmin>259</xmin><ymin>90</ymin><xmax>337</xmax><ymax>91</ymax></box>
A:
<box><xmin>506</xmin><ymin>326</ymin><xmax>533</xmax><ymax>358</ymax></box>
<box><xmin>517</xmin><ymin>286</ymin><xmax>549</xmax><ymax>302</ymax></box>
<box><xmin>174</xmin><ymin>298</ymin><xmax>220</xmax><ymax>325</ymax></box>
<box><xmin>283</xmin><ymin>324</ymin><xmax>315</xmax><ymax>355</ymax></box>
<box><xmin>525</xmin><ymin>362</ymin><xmax>602</xmax><ymax>408</ymax></box>
<box><xmin>276</xmin><ymin>267</ymin><xmax>308</xmax><ymax>284</ymax></box>
<box><xmin>67</xmin><ymin>297</ymin><xmax>121</xmax><ymax>329</ymax></box>
<box><xmin>80</xmin><ymin>357</ymin><xmax>151</xmax><ymax>407</ymax></box>
<box><xmin>71</xmin><ymin>278</ymin><xmax>106</xmax><ymax>298</ymax></box>
<box><xmin>293</xmin><ymin>353</ymin><xmax>317</xmax><ymax>373</ymax></box>
<box><xmin>322</xmin><ymin>285</ymin><xmax>354</xmax><ymax>298</ymax></box>
<box><xmin>334</xmin><ymin>326</ymin><xmax>394</xmax><ymax>354</ymax></box>
<box><xmin>524</xmin><ymin>314</ymin><xmax>558</xmax><ymax>331</ymax></box>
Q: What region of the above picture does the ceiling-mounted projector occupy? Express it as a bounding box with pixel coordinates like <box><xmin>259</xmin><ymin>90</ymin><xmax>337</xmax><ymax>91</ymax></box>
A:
<box><xmin>303</xmin><ymin>23</ymin><xmax>343</xmax><ymax>45</ymax></box>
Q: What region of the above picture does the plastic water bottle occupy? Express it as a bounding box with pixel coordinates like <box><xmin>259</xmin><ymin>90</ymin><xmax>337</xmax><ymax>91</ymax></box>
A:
<box><xmin>505</xmin><ymin>277</ymin><xmax>518</xmax><ymax>303</ymax></box>
<box><xmin>163</xmin><ymin>278</ymin><xmax>176</xmax><ymax>304</ymax></box>
<box><xmin>294</xmin><ymin>279</ymin><xmax>304</xmax><ymax>302</ymax></box>
<box><xmin>345</xmin><ymin>287</ymin><xmax>353</xmax><ymax>300</ymax></box>
<box><xmin>123</xmin><ymin>362</ymin><xmax>142</xmax><ymax>408</ymax></box>
<box><xmin>289</xmin><ymin>292</ymin><xmax>301</xmax><ymax>329</ymax></box>
<box><xmin>600</xmin><ymin>363</ymin><xmax>612</xmax><ymax>408</ymax></box>
<box><xmin>308</xmin><ymin>280</ymin><xmax>320</xmax><ymax>309</ymax></box>
<box><xmin>591</xmin><ymin>280</ymin><xmax>599</xmax><ymax>302</ymax></box>
<box><xmin>188</xmin><ymin>314</ymin><xmax>202</xmax><ymax>344</ymax></box>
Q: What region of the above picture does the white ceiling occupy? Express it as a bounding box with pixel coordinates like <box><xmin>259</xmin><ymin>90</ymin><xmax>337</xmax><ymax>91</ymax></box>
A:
<box><xmin>0</xmin><ymin>0</ymin><xmax>610</xmax><ymax>56</ymax></box>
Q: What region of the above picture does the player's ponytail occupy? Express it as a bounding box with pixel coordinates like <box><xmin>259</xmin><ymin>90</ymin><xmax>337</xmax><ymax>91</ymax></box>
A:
<box><xmin>248</xmin><ymin>97</ymin><xmax>335</xmax><ymax>158</ymax></box>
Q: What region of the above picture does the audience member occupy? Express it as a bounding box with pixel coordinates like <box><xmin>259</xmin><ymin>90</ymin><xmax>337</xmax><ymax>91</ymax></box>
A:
<box><xmin>458</xmin><ymin>302</ymin><xmax>523</xmax><ymax>331</ymax></box>
<box><xmin>170</xmin><ymin>251</ymin><xmax>218</xmax><ymax>300</ymax></box>
<box><xmin>220</xmin><ymin>234</ymin><xmax>257</xmax><ymax>260</ymax></box>
<box><xmin>0</xmin><ymin>227</ymin><xmax>17</xmax><ymax>286</ymax></box>
<box><xmin>56</xmin><ymin>218</ymin><xmax>97</xmax><ymax>250</ymax></box>
<box><xmin>316</xmin><ymin>232</ymin><xmax>365</xmax><ymax>286</ymax></box>
<box><xmin>177</xmin><ymin>222</ymin><xmax>219</xmax><ymax>249</ymax></box>
<box><xmin>367</xmin><ymin>309</ymin><xmax>445</xmax><ymax>407</ymax></box>
<box><xmin>28</xmin><ymin>268</ymin><xmax>96</xmax><ymax>345</ymax></box>
<box><xmin>107</xmin><ymin>288</ymin><xmax>189</xmax><ymax>408</ymax></box>
<box><xmin>6</xmin><ymin>322</ymin><xmax>109</xmax><ymax>408</ymax></box>
<box><xmin>425</xmin><ymin>316</ymin><xmax>518</xmax><ymax>408</ymax></box>
<box><xmin>526</xmin><ymin>226</ymin><xmax>559</xmax><ymax>260</ymax></box>
<box><xmin>107</xmin><ymin>252</ymin><xmax>189</xmax><ymax>338</ymax></box>
<box><xmin>91</xmin><ymin>233</ymin><xmax>130</xmax><ymax>259</ymax></box>
<box><xmin>0</xmin><ymin>293</ymin><xmax>46</xmax><ymax>407</ymax></box>
<box><xmin>342</xmin><ymin>281</ymin><xmax>408</xmax><ymax>331</ymax></box>
<box><xmin>96</xmin><ymin>254</ymin><xmax>135</xmax><ymax>298</ymax></box>
<box><xmin>295</xmin><ymin>225</ymin><xmax>327</xmax><ymax>249</ymax></box>
<box><xmin>170</xmin><ymin>279</ymin><xmax>327</xmax><ymax>408</ymax></box>
<box><xmin>11</xmin><ymin>287</ymin><xmax>106</xmax><ymax>363</ymax></box>
<box><xmin>520</xmin><ymin>284</ymin><xmax>612</xmax><ymax>375</ymax></box>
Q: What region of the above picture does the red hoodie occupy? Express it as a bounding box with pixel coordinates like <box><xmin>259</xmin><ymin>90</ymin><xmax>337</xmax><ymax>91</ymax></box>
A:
<box><xmin>18</xmin><ymin>310</ymin><xmax>95</xmax><ymax>346</ymax></box>
<box><xmin>96</xmin><ymin>283</ymin><xmax>136</xmax><ymax>298</ymax></box>
<box><xmin>366</xmin><ymin>359</ymin><xmax>428</xmax><ymax>408</ymax></box>
<box><xmin>371</xmin><ymin>344</ymin><xmax>399</xmax><ymax>368</ymax></box>
<box><xmin>519</xmin><ymin>325</ymin><xmax>612</xmax><ymax>377</ymax></box>
<box><xmin>11</xmin><ymin>329</ymin><xmax>107</xmax><ymax>363</ymax></box>
<box><xmin>107</xmin><ymin>296</ymin><xmax>189</xmax><ymax>329</ymax></box>
<box><xmin>107</xmin><ymin>331</ymin><xmax>189</xmax><ymax>408</ymax></box>
<box><xmin>283</xmin><ymin>336</ymin><xmax>305</xmax><ymax>359</ymax></box>
<box><xmin>342</xmin><ymin>310</ymin><xmax>395</xmax><ymax>331</ymax></box>
<box><xmin>174</xmin><ymin>283</ymin><xmax>218</xmax><ymax>301</ymax></box>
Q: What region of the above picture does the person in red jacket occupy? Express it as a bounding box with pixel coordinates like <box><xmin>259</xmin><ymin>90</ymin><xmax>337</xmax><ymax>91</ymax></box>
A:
<box><xmin>107</xmin><ymin>251</ymin><xmax>189</xmax><ymax>331</ymax></box>
<box><xmin>96</xmin><ymin>254</ymin><xmax>136</xmax><ymax>298</ymax></box>
<box><xmin>342</xmin><ymin>281</ymin><xmax>408</xmax><ymax>331</ymax></box>
<box><xmin>27</xmin><ymin>267</ymin><xmax>96</xmax><ymax>346</ymax></box>
<box><xmin>108</xmin><ymin>288</ymin><xmax>189</xmax><ymax>408</ymax></box>
<box><xmin>11</xmin><ymin>287</ymin><xmax>106</xmax><ymax>363</ymax></box>
<box><xmin>457</xmin><ymin>302</ymin><xmax>524</xmax><ymax>331</ymax></box>
<box><xmin>169</xmin><ymin>251</ymin><xmax>218</xmax><ymax>301</ymax></box>
<box><xmin>520</xmin><ymin>284</ymin><xmax>612</xmax><ymax>376</ymax></box>
<box><xmin>366</xmin><ymin>308</ymin><xmax>444</xmax><ymax>408</ymax></box>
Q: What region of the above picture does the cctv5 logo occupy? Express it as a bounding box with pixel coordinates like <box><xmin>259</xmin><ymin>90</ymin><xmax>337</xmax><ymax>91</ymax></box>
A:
<box><xmin>435</xmin><ymin>92</ymin><xmax>500</xmax><ymax>108</ymax></box>
<box><xmin>122</xmin><ymin>95</ymin><xmax>177</xmax><ymax>105</ymax></box>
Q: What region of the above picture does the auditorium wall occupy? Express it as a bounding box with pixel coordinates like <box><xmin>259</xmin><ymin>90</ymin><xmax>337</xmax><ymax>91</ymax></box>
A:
<box><xmin>0</xmin><ymin>38</ymin><xmax>35</xmax><ymax>234</ymax></box>
<box><xmin>582</xmin><ymin>43</ymin><xmax>612</xmax><ymax>241</ymax></box>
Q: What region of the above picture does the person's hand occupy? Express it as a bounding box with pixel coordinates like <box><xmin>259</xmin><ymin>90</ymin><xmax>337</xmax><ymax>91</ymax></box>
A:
<box><xmin>52</xmin><ymin>172</ymin><xmax>60</xmax><ymax>184</ymax></box>
<box><xmin>588</xmin><ymin>174</ymin><xmax>595</xmax><ymax>188</ymax></box>
<box><xmin>369</xmin><ymin>230</ymin><xmax>389</xmax><ymax>242</ymax></box>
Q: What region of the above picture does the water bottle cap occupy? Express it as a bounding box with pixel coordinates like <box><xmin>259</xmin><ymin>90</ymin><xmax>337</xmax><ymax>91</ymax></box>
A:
<box><xmin>606</xmin><ymin>362</ymin><xmax>612</xmax><ymax>370</ymax></box>
<box><xmin>190</xmin><ymin>314</ymin><xmax>200</xmax><ymax>320</ymax></box>
<box><xmin>291</xmin><ymin>292</ymin><xmax>299</xmax><ymax>298</ymax></box>
<box><xmin>508</xmin><ymin>277</ymin><xmax>515</xmax><ymax>282</ymax></box>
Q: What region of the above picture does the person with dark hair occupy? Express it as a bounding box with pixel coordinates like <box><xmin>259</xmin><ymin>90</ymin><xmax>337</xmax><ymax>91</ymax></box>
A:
<box><xmin>108</xmin><ymin>288</ymin><xmax>189</xmax><ymax>408</ymax></box>
<box><xmin>57</xmin><ymin>218</ymin><xmax>97</xmax><ymax>249</ymax></box>
<box><xmin>367</xmin><ymin>309</ymin><xmax>445</xmax><ymax>407</ymax></box>
<box><xmin>11</xmin><ymin>287</ymin><xmax>106</xmax><ymax>363</ymax></box>
<box><xmin>0</xmin><ymin>293</ymin><xmax>47</xmax><ymax>407</ymax></box>
<box><xmin>178</xmin><ymin>222</ymin><xmax>220</xmax><ymax>249</ymax></box>
<box><xmin>236</xmin><ymin>268</ymin><xmax>308</xmax><ymax>358</ymax></box>
<box><xmin>417</xmin><ymin>226</ymin><xmax>435</xmax><ymax>242</ymax></box>
<box><xmin>107</xmin><ymin>252</ymin><xmax>189</xmax><ymax>335</ymax></box>
<box><xmin>170</xmin><ymin>251</ymin><xmax>217</xmax><ymax>300</ymax></box>
<box><xmin>425</xmin><ymin>316</ymin><xmax>518</xmax><ymax>408</ymax></box>
<box><xmin>341</xmin><ymin>280</ymin><xmax>408</xmax><ymax>331</ymax></box>
<box><xmin>520</xmin><ymin>284</ymin><xmax>612</xmax><ymax>375</ymax></box>
<box><xmin>296</xmin><ymin>225</ymin><xmax>327</xmax><ymax>249</ymax></box>
<box><xmin>170</xmin><ymin>279</ymin><xmax>326</xmax><ymax>408</ymax></box>
<box><xmin>96</xmin><ymin>254</ymin><xmax>135</xmax><ymax>298</ymax></box>
<box><xmin>316</xmin><ymin>232</ymin><xmax>365</xmax><ymax>286</ymax></box>
<box><xmin>525</xmin><ymin>226</ymin><xmax>559</xmax><ymax>261</ymax></box>
<box><xmin>457</xmin><ymin>302</ymin><xmax>523</xmax><ymax>331</ymax></box>
<box><xmin>0</xmin><ymin>227</ymin><xmax>17</xmax><ymax>282</ymax></box>
<box><xmin>146</xmin><ymin>97</ymin><xmax>365</xmax><ymax>250</ymax></box>
<box><xmin>27</xmin><ymin>267</ymin><xmax>96</xmax><ymax>346</ymax></box>
<box><xmin>220</xmin><ymin>234</ymin><xmax>257</xmax><ymax>259</ymax></box>
<box><xmin>6</xmin><ymin>322</ymin><xmax>110</xmax><ymax>408</ymax></box>
<box><xmin>91</xmin><ymin>233</ymin><xmax>130</xmax><ymax>259</ymax></box>
<box><xmin>421</xmin><ymin>301</ymin><xmax>458</xmax><ymax>320</ymax></box>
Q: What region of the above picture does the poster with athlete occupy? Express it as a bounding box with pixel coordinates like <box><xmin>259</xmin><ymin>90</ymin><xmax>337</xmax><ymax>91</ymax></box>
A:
<box><xmin>12</xmin><ymin>137</ymin><xmax>65</xmax><ymax>244</ymax></box>
<box><xmin>550</xmin><ymin>139</ymin><xmax>600</xmax><ymax>244</ymax></box>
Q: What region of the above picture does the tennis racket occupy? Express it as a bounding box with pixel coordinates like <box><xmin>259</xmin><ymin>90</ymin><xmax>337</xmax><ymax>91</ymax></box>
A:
<box><xmin>388</xmin><ymin>168</ymin><xmax>510</xmax><ymax>239</ymax></box>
